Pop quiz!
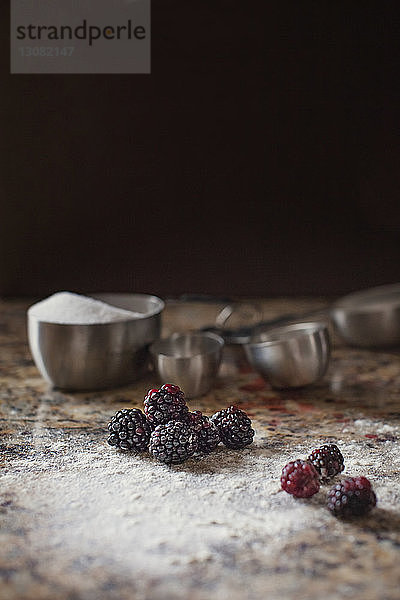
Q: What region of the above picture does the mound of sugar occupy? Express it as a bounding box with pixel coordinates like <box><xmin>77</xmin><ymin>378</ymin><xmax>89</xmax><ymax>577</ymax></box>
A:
<box><xmin>28</xmin><ymin>292</ymin><xmax>142</xmax><ymax>324</ymax></box>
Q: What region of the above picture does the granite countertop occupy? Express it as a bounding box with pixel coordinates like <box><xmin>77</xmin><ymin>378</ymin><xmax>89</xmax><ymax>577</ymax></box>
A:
<box><xmin>1</xmin><ymin>298</ymin><xmax>400</xmax><ymax>600</ymax></box>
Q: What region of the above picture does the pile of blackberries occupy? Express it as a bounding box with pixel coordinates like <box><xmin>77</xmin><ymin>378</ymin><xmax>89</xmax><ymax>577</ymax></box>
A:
<box><xmin>107</xmin><ymin>383</ymin><xmax>255</xmax><ymax>465</ymax></box>
<box><xmin>280</xmin><ymin>443</ymin><xmax>377</xmax><ymax>518</ymax></box>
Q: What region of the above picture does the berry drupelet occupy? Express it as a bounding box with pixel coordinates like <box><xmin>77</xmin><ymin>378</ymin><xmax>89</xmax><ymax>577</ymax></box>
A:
<box><xmin>149</xmin><ymin>420</ymin><xmax>198</xmax><ymax>465</ymax></box>
<box><xmin>281</xmin><ymin>459</ymin><xmax>320</xmax><ymax>498</ymax></box>
<box><xmin>210</xmin><ymin>405</ymin><xmax>254</xmax><ymax>449</ymax></box>
<box><xmin>107</xmin><ymin>408</ymin><xmax>152</xmax><ymax>452</ymax></box>
<box><xmin>187</xmin><ymin>411</ymin><xmax>220</xmax><ymax>454</ymax></box>
<box><xmin>144</xmin><ymin>383</ymin><xmax>189</xmax><ymax>428</ymax></box>
<box><xmin>327</xmin><ymin>476</ymin><xmax>377</xmax><ymax>518</ymax></box>
<box><xmin>308</xmin><ymin>443</ymin><xmax>345</xmax><ymax>482</ymax></box>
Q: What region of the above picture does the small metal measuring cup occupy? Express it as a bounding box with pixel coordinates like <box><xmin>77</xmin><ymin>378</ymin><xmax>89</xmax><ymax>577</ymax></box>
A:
<box><xmin>245</xmin><ymin>321</ymin><xmax>331</xmax><ymax>389</ymax></box>
<box><xmin>149</xmin><ymin>331</ymin><xmax>224</xmax><ymax>398</ymax></box>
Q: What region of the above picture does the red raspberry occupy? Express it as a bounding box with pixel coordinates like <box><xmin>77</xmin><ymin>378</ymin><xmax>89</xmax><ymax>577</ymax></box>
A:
<box><xmin>281</xmin><ymin>459</ymin><xmax>320</xmax><ymax>498</ymax></box>
<box><xmin>327</xmin><ymin>476</ymin><xmax>377</xmax><ymax>518</ymax></box>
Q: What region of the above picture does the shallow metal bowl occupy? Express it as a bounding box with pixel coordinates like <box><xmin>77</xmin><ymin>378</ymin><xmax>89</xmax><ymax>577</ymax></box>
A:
<box><xmin>28</xmin><ymin>293</ymin><xmax>164</xmax><ymax>391</ymax></box>
<box><xmin>331</xmin><ymin>283</ymin><xmax>400</xmax><ymax>348</ymax></box>
<box><xmin>244</xmin><ymin>321</ymin><xmax>330</xmax><ymax>389</ymax></box>
<box><xmin>149</xmin><ymin>332</ymin><xmax>224</xmax><ymax>399</ymax></box>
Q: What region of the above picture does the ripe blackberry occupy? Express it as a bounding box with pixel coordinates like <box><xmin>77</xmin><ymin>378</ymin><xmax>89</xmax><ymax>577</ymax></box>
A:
<box><xmin>144</xmin><ymin>383</ymin><xmax>188</xmax><ymax>427</ymax></box>
<box><xmin>281</xmin><ymin>459</ymin><xmax>320</xmax><ymax>498</ymax></box>
<box><xmin>187</xmin><ymin>411</ymin><xmax>220</xmax><ymax>454</ymax></box>
<box><xmin>149</xmin><ymin>420</ymin><xmax>198</xmax><ymax>465</ymax></box>
<box><xmin>107</xmin><ymin>408</ymin><xmax>152</xmax><ymax>452</ymax></box>
<box><xmin>308</xmin><ymin>444</ymin><xmax>345</xmax><ymax>482</ymax></box>
<box><xmin>210</xmin><ymin>405</ymin><xmax>254</xmax><ymax>449</ymax></box>
<box><xmin>327</xmin><ymin>476</ymin><xmax>377</xmax><ymax>518</ymax></box>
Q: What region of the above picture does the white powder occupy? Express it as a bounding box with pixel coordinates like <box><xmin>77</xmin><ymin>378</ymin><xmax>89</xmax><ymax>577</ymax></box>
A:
<box><xmin>28</xmin><ymin>292</ymin><xmax>142</xmax><ymax>324</ymax></box>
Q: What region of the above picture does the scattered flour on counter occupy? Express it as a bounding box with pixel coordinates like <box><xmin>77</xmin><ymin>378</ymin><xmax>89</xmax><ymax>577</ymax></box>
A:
<box><xmin>28</xmin><ymin>292</ymin><xmax>142</xmax><ymax>324</ymax></box>
<box><xmin>347</xmin><ymin>418</ymin><xmax>399</xmax><ymax>435</ymax></box>
<box><xmin>4</xmin><ymin>412</ymin><xmax>400</xmax><ymax>600</ymax></box>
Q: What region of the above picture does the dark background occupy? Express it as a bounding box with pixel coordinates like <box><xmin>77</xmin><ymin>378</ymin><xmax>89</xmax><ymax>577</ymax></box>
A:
<box><xmin>1</xmin><ymin>2</ymin><xmax>399</xmax><ymax>299</ymax></box>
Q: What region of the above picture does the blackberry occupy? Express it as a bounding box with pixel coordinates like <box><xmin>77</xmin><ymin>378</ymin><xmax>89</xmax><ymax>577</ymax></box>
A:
<box><xmin>281</xmin><ymin>459</ymin><xmax>320</xmax><ymax>498</ymax></box>
<box><xmin>307</xmin><ymin>444</ymin><xmax>345</xmax><ymax>482</ymax></box>
<box><xmin>187</xmin><ymin>411</ymin><xmax>220</xmax><ymax>454</ymax></box>
<box><xmin>210</xmin><ymin>405</ymin><xmax>254</xmax><ymax>449</ymax></box>
<box><xmin>327</xmin><ymin>476</ymin><xmax>377</xmax><ymax>518</ymax></box>
<box><xmin>144</xmin><ymin>383</ymin><xmax>188</xmax><ymax>427</ymax></box>
<box><xmin>149</xmin><ymin>420</ymin><xmax>198</xmax><ymax>465</ymax></box>
<box><xmin>107</xmin><ymin>408</ymin><xmax>151</xmax><ymax>452</ymax></box>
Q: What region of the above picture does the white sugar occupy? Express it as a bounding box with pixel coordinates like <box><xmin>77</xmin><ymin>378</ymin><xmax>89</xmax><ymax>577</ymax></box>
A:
<box><xmin>28</xmin><ymin>292</ymin><xmax>142</xmax><ymax>324</ymax></box>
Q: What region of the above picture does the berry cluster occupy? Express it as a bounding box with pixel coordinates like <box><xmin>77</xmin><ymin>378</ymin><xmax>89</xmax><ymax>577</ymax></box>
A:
<box><xmin>107</xmin><ymin>408</ymin><xmax>152</xmax><ymax>452</ymax></box>
<box><xmin>144</xmin><ymin>384</ymin><xmax>188</xmax><ymax>427</ymax></box>
<box><xmin>211</xmin><ymin>405</ymin><xmax>255</xmax><ymax>449</ymax></box>
<box><xmin>281</xmin><ymin>459</ymin><xmax>320</xmax><ymax>498</ymax></box>
<box><xmin>307</xmin><ymin>444</ymin><xmax>345</xmax><ymax>483</ymax></box>
<box><xmin>280</xmin><ymin>443</ymin><xmax>376</xmax><ymax>518</ymax></box>
<box><xmin>107</xmin><ymin>383</ymin><xmax>255</xmax><ymax>465</ymax></box>
<box><xmin>327</xmin><ymin>476</ymin><xmax>377</xmax><ymax>518</ymax></box>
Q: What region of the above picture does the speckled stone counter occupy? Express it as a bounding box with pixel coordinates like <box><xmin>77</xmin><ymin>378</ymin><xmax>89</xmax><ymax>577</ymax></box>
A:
<box><xmin>1</xmin><ymin>298</ymin><xmax>400</xmax><ymax>600</ymax></box>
